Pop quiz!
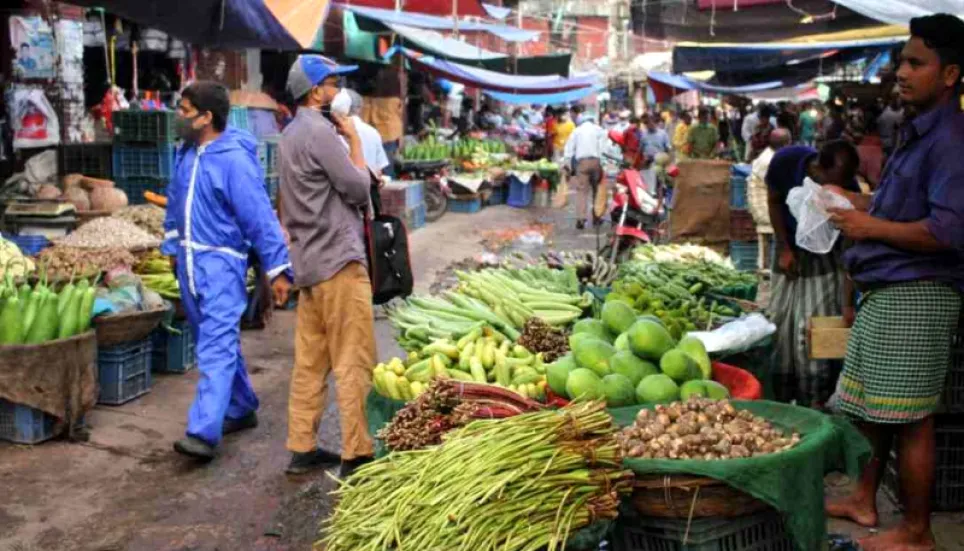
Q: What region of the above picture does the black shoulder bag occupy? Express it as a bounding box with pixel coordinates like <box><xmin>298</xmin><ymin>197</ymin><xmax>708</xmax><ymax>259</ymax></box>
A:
<box><xmin>365</xmin><ymin>181</ymin><xmax>414</xmax><ymax>305</ymax></box>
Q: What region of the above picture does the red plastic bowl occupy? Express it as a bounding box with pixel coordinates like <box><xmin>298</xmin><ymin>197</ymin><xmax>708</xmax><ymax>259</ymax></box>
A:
<box><xmin>712</xmin><ymin>361</ymin><xmax>763</xmax><ymax>400</ymax></box>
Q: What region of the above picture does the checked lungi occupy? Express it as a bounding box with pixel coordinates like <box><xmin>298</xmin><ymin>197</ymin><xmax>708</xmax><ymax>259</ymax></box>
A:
<box><xmin>838</xmin><ymin>281</ymin><xmax>961</xmax><ymax>423</ymax></box>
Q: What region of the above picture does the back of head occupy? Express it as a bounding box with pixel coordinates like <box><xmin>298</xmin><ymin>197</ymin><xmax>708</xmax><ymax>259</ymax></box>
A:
<box><xmin>819</xmin><ymin>139</ymin><xmax>860</xmax><ymax>184</ymax></box>
<box><xmin>181</xmin><ymin>81</ymin><xmax>230</xmax><ymax>132</ymax></box>
<box><xmin>769</xmin><ymin>128</ymin><xmax>791</xmax><ymax>150</ymax></box>
<box><xmin>346</xmin><ymin>89</ymin><xmax>364</xmax><ymax>116</ymax></box>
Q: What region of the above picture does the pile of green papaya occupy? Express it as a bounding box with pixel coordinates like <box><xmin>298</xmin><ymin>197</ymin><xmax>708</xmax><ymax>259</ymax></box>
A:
<box><xmin>0</xmin><ymin>268</ymin><xmax>97</xmax><ymax>346</ymax></box>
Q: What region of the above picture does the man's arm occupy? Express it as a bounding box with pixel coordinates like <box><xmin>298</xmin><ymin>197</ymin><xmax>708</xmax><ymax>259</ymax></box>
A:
<box><xmin>225</xmin><ymin>158</ymin><xmax>291</xmax><ymax>282</ymax></box>
<box><xmin>312</xmin><ymin>115</ymin><xmax>371</xmax><ymax>207</ymax></box>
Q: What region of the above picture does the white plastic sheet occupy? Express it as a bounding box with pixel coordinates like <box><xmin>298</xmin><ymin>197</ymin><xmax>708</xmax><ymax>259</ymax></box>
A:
<box><xmin>830</xmin><ymin>1</ymin><xmax>964</xmax><ymax>25</ymax></box>
<box><xmin>688</xmin><ymin>314</ymin><xmax>777</xmax><ymax>355</ymax></box>
<box><xmin>786</xmin><ymin>178</ymin><xmax>854</xmax><ymax>255</ymax></box>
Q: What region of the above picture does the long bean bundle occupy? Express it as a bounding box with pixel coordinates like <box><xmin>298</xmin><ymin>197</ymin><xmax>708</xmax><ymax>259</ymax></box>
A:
<box><xmin>320</xmin><ymin>401</ymin><xmax>633</xmax><ymax>551</ymax></box>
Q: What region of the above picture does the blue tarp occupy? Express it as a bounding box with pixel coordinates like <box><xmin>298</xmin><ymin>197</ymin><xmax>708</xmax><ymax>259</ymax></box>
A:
<box><xmin>338</xmin><ymin>3</ymin><xmax>538</xmax><ymax>42</ymax></box>
<box><xmin>647</xmin><ymin>71</ymin><xmax>784</xmax><ymax>94</ymax></box>
<box><xmin>402</xmin><ymin>50</ymin><xmax>593</xmax><ymax>94</ymax></box>
<box><xmin>485</xmin><ymin>84</ymin><xmax>605</xmax><ymax>106</ymax></box>
<box><xmin>482</xmin><ymin>3</ymin><xmax>511</xmax><ymax>20</ymax></box>
<box><xmin>70</xmin><ymin>0</ymin><xmax>303</xmax><ymax>48</ymax></box>
<box><xmin>673</xmin><ymin>36</ymin><xmax>906</xmax><ymax>73</ymax></box>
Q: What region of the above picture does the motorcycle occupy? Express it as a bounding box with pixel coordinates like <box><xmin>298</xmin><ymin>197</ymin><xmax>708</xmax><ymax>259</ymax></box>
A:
<box><xmin>598</xmin><ymin>129</ymin><xmax>676</xmax><ymax>264</ymax></box>
<box><xmin>395</xmin><ymin>159</ymin><xmax>451</xmax><ymax>222</ymax></box>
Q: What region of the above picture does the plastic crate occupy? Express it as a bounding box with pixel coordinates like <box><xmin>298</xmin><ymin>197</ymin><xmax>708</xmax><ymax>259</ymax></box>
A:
<box><xmin>228</xmin><ymin>106</ymin><xmax>249</xmax><ymax>131</ymax></box>
<box><xmin>611</xmin><ymin>508</ymin><xmax>793</xmax><ymax>551</ymax></box>
<box><xmin>486</xmin><ymin>185</ymin><xmax>506</xmax><ymax>206</ymax></box>
<box><xmin>112</xmin><ymin>110</ymin><xmax>176</xmax><ymax>143</ymax></box>
<box><xmin>265</xmin><ymin>175</ymin><xmax>279</xmax><ymax>202</ymax></box>
<box><xmin>731</xmin><ymin>163</ymin><xmax>752</xmax><ymax>179</ymax></box>
<box><xmin>449</xmin><ymin>196</ymin><xmax>482</xmax><ymax>214</ymax></box>
<box><xmin>151</xmin><ymin>321</ymin><xmax>196</xmax><ymax>374</ymax></box>
<box><xmin>97</xmin><ymin>338</ymin><xmax>153</xmax><ymax>405</ymax></box>
<box><xmin>730</xmin><ymin>176</ymin><xmax>748</xmax><ymax>209</ymax></box>
<box><xmin>7</xmin><ymin>234</ymin><xmax>50</xmax><ymax>256</ymax></box>
<box><xmin>0</xmin><ymin>399</ymin><xmax>56</xmax><ymax>444</ymax></box>
<box><xmin>257</xmin><ymin>136</ymin><xmax>280</xmax><ymax>176</ymax></box>
<box><xmin>507</xmin><ymin>175</ymin><xmax>533</xmax><ymax>208</ymax></box>
<box><xmin>402</xmin><ymin>203</ymin><xmax>427</xmax><ymax>230</ymax></box>
<box><xmin>112</xmin><ymin>143</ymin><xmax>175</xmax><ymax>179</ymax></box>
<box><xmin>59</xmin><ymin>143</ymin><xmax>113</xmax><ymax>178</ymax></box>
<box><xmin>943</xmin><ymin>329</ymin><xmax>964</xmax><ymax>412</ymax></box>
<box><xmin>116</xmin><ymin>177</ymin><xmax>167</xmax><ymax>205</ymax></box>
<box><xmin>382</xmin><ymin>182</ymin><xmax>425</xmax><ymax>211</ymax></box>
<box><xmin>730</xmin><ymin>209</ymin><xmax>757</xmax><ymax>241</ymax></box>
<box><xmin>883</xmin><ymin>415</ymin><xmax>964</xmax><ymax>511</ymax></box>
<box><xmin>729</xmin><ymin>240</ymin><xmax>758</xmax><ymax>272</ymax></box>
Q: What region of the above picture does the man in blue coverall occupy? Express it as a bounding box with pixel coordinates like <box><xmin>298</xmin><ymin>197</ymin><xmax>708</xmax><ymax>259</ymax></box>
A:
<box><xmin>163</xmin><ymin>81</ymin><xmax>293</xmax><ymax>460</ymax></box>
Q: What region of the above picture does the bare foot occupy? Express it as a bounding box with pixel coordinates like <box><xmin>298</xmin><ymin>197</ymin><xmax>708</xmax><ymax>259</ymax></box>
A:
<box><xmin>858</xmin><ymin>525</ymin><xmax>935</xmax><ymax>551</ymax></box>
<box><xmin>825</xmin><ymin>494</ymin><xmax>878</xmax><ymax>527</ymax></box>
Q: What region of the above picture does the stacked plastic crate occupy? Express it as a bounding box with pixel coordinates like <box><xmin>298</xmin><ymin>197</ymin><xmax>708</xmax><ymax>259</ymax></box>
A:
<box><xmin>259</xmin><ymin>135</ymin><xmax>280</xmax><ymax>203</ymax></box>
<box><xmin>882</xmin><ymin>326</ymin><xmax>964</xmax><ymax>512</ymax></box>
<box><xmin>111</xmin><ymin>110</ymin><xmax>176</xmax><ymax>204</ymax></box>
<box><xmin>728</xmin><ymin>164</ymin><xmax>757</xmax><ymax>271</ymax></box>
<box><xmin>380</xmin><ymin>181</ymin><xmax>426</xmax><ymax>230</ymax></box>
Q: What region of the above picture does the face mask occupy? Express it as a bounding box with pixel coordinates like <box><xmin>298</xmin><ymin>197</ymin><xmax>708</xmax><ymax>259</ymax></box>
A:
<box><xmin>175</xmin><ymin>114</ymin><xmax>202</xmax><ymax>142</ymax></box>
<box><xmin>330</xmin><ymin>88</ymin><xmax>352</xmax><ymax>117</ymax></box>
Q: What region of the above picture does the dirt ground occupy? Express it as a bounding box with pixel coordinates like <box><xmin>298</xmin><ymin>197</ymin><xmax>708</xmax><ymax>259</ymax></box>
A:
<box><xmin>2</xmin><ymin>201</ymin><xmax>962</xmax><ymax>551</ymax></box>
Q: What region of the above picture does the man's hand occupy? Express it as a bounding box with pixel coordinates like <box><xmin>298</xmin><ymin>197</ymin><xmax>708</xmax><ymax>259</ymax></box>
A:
<box><xmin>828</xmin><ymin>208</ymin><xmax>880</xmax><ymax>241</ymax></box>
<box><xmin>842</xmin><ymin>306</ymin><xmax>856</xmax><ymax>328</ymax></box>
<box><xmin>777</xmin><ymin>246</ymin><xmax>798</xmax><ymax>278</ymax></box>
<box><xmin>271</xmin><ymin>275</ymin><xmax>292</xmax><ymax>308</ymax></box>
<box><xmin>331</xmin><ymin>113</ymin><xmax>359</xmax><ymax>140</ymax></box>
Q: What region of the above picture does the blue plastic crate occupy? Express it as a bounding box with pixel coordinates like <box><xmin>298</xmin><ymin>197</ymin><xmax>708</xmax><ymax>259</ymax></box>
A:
<box><xmin>7</xmin><ymin>234</ymin><xmax>50</xmax><ymax>256</ymax></box>
<box><xmin>258</xmin><ymin>136</ymin><xmax>280</xmax><ymax>176</ymax></box>
<box><xmin>507</xmin><ymin>175</ymin><xmax>533</xmax><ymax>208</ymax></box>
<box><xmin>116</xmin><ymin>177</ymin><xmax>167</xmax><ymax>205</ymax></box>
<box><xmin>486</xmin><ymin>186</ymin><xmax>506</xmax><ymax>206</ymax></box>
<box><xmin>228</xmin><ymin>106</ymin><xmax>250</xmax><ymax>131</ymax></box>
<box><xmin>112</xmin><ymin>144</ymin><xmax>175</xmax><ymax>179</ymax></box>
<box><xmin>729</xmin><ymin>240</ymin><xmax>758</xmax><ymax>272</ymax></box>
<box><xmin>405</xmin><ymin>181</ymin><xmax>424</xmax><ymax>207</ymax></box>
<box><xmin>97</xmin><ymin>338</ymin><xmax>153</xmax><ymax>405</ymax></box>
<box><xmin>0</xmin><ymin>399</ymin><xmax>56</xmax><ymax>444</ymax></box>
<box><xmin>449</xmin><ymin>197</ymin><xmax>482</xmax><ymax>214</ymax></box>
<box><xmin>265</xmin><ymin>175</ymin><xmax>279</xmax><ymax>202</ymax></box>
<box><xmin>151</xmin><ymin>320</ymin><xmax>196</xmax><ymax>374</ymax></box>
<box><xmin>112</xmin><ymin>110</ymin><xmax>176</xmax><ymax>143</ymax></box>
<box><xmin>403</xmin><ymin>203</ymin><xmax>427</xmax><ymax>230</ymax></box>
<box><xmin>731</xmin><ymin>163</ymin><xmax>752</xmax><ymax>179</ymax></box>
<box><xmin>730</xmin><ymin>176</ymin><xmax>748</xmax><ymax>209</ymax></box>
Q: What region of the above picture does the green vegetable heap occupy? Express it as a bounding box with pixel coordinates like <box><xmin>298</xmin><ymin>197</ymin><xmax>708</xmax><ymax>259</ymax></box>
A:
<box><xmin>0</xmin><ymin>265</ymin><xmax>96</xmax><ymax>346</ymax></box>
<box><xmin>321</xmin><ymin>401</ymin><xmax>632</xmax><ymax>551</ymax></box>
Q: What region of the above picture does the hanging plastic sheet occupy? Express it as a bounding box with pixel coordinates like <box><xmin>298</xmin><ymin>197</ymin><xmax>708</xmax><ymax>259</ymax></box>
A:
<box><xmin>829</xmin><ymin>0</ymin><xmax>964</xmax><ymax>25</ymax></box>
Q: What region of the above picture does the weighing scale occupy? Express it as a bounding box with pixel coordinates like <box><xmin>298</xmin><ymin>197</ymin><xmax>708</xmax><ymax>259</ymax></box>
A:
<box><xmin>1</xmin><ymin>200</ymin><xmax>77</xmax><ymax>238</ymax></box>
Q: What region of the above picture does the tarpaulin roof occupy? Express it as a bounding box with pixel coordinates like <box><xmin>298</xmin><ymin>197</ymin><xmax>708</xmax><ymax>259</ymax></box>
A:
<box><xmin>69</xmin><ymin>0</ymin><xmax>331</xmax><ymax>49</ymax></box>
<box><xmin>485</xmin><ymin>83</ymin><xmax>605</xmax><ymax>106</ymax></box>
<box><xmin>338</xmin><ymin>3</ymin><xmax>538</xmax><ymax>42</ymax></box>
<box><xmin>673</xmin><ymin>36</ymin><xmax>906</xmax><ymax>73</ymax></box>
<box><xmin>336</xmin><ymin>0</ymin><xmax>488</xmax><ymax>17</ymax></box>
<box><xmin>400</xmin><ymin>50</ymin><xmax>593</xmax><ymax>94</ymax></box>
<box><xmin>829</xmin><ymin>0</ymin><xmax>964</xmax><ymax>25</ymax></box>
<box><xmin>633</xmin><ymin>0</ymin><xmax>883</xmax><ymax>44</ymax></box>
<box><xmin>646</xmin><ymin>71</ymin><xmax>785</xmax><ymax>101</ymax></box>
<box><xmin>482</xmin><ymin>3</ymin><xmax>511</xmax><ymax>20</ymax></box>
<box><xmin>389</xmin><ymin>24</ymin><xmax>507</xmax><ymax>62</ymax></box>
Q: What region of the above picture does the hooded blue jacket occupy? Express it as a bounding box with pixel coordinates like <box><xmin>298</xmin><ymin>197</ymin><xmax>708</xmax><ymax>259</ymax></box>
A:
<box><xmin>162</xmin><ymin>128</ymin><xmax>290</xmax><ymax>446</ymax></box>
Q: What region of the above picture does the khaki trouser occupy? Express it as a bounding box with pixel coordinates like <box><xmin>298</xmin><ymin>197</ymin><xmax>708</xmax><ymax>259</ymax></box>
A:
<box><xmin>572</xmin><ymin>158</ymin><xmax>602</xmax><ymax>221</ymax></box>
<box><xmin>287</xmin><ymin>261</ymin><xmax>376</xmax><ymax>459</ymax></box>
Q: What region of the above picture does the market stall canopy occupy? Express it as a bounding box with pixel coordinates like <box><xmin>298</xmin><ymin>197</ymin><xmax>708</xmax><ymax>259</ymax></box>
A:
<box><xmin>338</xmin><ymin>3</ymin><xmax>538</xmax><ymax>42</ymax></box>
<box><xmin>400</xmin><ymin>50</ymin><xmax>594</xmax><ymax>94</ymax></box>
<box><xmin>632</xmin><ymin>0</ymin><xmax>883</xmax><ymax>43</ymax></box>
<box><xmin>829</xmin><ymin>0</ymin><xmax>964</xmax><ymax>25</ymax></box>
<box><xmin>647</xmin><ymin>71</ymin><xmax>784</xmax><ymax>102</ymax></box>
<box><xmin>485</xmin><ymin>81</ymin><xmax>605</xmax><ymax>106</ymax></box>
<box><xmin>69</xmin><ymin>0</ymin><xmax>331</xmax><ymax>49</ymax></box>
<box><xmin>334</xmin><ymin>0</ymin><xmax>488</xmax><ymax>17</ymax></box>
<box><xmin>482</xmin><ymin>3</ymin><xmax>511</xmax><ymax>20</ymax></box>
<box><xmin>672</xmin><ymin>36</ymin><xmax>906</xmax><ymax>73</ymax></box>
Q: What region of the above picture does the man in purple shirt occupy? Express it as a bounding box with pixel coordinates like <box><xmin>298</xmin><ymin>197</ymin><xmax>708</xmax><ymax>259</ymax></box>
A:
<box><xmin>825</xmin><ymin>15</ymin><xmax>964</xmax><ymax>550</ymax></box>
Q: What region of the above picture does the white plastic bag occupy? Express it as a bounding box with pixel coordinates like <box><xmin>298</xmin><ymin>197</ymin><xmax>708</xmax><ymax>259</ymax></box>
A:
<box><xmin>9</xmin><ymin>88</ymin><xmax>60</xmax><ymax>149</ymax></box>
<box><xmin>786</xmin><ymin>177</ymin><xmax>853</xmax><ymax>255</ymax></box>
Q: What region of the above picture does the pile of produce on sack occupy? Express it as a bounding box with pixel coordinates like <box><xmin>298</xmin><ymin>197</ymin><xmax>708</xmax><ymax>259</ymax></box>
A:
<box><xmin>512</xmin><ymin>158</ymin><xmax>559</xmax><ymax>172</ymax></box>
<box><xmin>0</xmin><ymin>269</ymin><xmax>96</xmax><ymax>345</ymax></box>
<box><xmin>543</xmin><ymin>250</ymin><xmax>619</xmax><ymax>288</ymax></box>
<box><xmin>324</xmin><ymin>401</ymin><xmax>632</xmax><ymax>551</ymax></box>
<box><xmin>372</xmin><ymin>328</ymin><xmax>548</xmax><ymax>403</ymax></box>
<box><xmin>0</xmin><ymin>237</ymin><xmax>35</xmax><ymax>279</ymax></box>
<box><xmin>627</xmin><ymin>244</ymin><xmax>760</xmax><ymax>300</ymax></box>
<box><xmin>376</xmin><ymin>379</ymin><xmax>544</xmax><ymax>451</ymax></box>
<box><xmin>608</xmin><ymin>401</ymin><xmax>872</xmax><ymax>551</ymax></box>
<box><xmin>547</xmin><ymin>304</ymin><xmax>729</xmax><ymax>408</ymax></box>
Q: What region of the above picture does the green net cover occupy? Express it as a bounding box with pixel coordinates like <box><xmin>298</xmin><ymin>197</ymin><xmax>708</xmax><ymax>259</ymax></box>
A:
<box><xmin>608</xmin><ymin>400</ymin><xmax>870</xmax><ymax>551</ymax></box>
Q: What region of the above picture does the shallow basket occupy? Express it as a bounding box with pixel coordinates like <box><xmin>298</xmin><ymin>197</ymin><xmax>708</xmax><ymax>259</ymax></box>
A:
<box><xmin>94</xmin><ymin>306</ymin><xmax>168</xmax><ymax>347</ymax></box>
<box><xmin>631</xmin><ymin>474</ymin><xmax>770</xmax><ymax>519</ymax></box>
